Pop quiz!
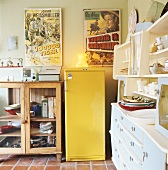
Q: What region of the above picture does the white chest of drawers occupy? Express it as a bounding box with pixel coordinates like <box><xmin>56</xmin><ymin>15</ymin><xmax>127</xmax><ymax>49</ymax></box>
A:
<box><xmin>111</xmin><ymin>103</ymin><xmax>168</xmax><ymax>170</ymax></box>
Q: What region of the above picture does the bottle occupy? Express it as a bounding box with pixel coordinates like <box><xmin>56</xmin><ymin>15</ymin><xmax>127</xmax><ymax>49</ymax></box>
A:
<box><xmin>41</xmin><ymin>96</ymin><xmax>48</xmax><ymax>117</ymax></box>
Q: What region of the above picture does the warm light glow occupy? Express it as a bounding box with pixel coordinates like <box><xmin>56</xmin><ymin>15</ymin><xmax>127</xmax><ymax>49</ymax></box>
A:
<box><xmin>76</xmin><ymin>53</ymin><xmax>88</xmax><ymax>67</ymax></box>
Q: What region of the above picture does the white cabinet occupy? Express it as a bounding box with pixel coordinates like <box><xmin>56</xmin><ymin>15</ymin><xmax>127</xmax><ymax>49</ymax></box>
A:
<box><xmin>113</xmin><ymin>11</ymin><xmax>168</xmax><ymax>80</ymax></box>
<box><xmin>111</xmin><ymin>103</ymin><xmax>168</xmax><ymax>170</ymax></box>
<box><xmin>112</xmin><ymin>11</ymin><xmax>168</xmax><ymax>170</ymax></box>
<box><xmin>142</xmin><ymin>133</ymin><xmax>166</xmax><ymax>170</ymax></box>
<box><xmin>147</xmin><ymin>12</ymin><xmax>168</xmax><ymax>71</ymax></box>
<box><xmin>113</xmin><ymin>42</ymin><xmax>130</xmax><ymax>79</ymax></box>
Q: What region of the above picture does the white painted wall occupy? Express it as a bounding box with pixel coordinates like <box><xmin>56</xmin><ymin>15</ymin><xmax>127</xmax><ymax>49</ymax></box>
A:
<box><xmin>0</xmin><ymin>0</ymin><xmax>128</xmax><ymax>150</ymax></box>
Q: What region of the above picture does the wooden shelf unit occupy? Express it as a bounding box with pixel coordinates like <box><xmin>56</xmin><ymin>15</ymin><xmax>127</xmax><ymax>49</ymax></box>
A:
<box><xmin>0</xmin><ymin>81</ymin><xmax>63</xmax><ymax>161</ymax></box>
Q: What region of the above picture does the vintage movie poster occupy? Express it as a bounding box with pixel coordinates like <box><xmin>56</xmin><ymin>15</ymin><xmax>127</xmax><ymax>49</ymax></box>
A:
<box><xmin>24</xmin><ymin>8</ymin><xmax>62</xmax><ymax>66</ymax></box>
<box><xmin>84</xmin><ymin>9</ymin><xmax>121</xmax><ymax>66</ymax></box>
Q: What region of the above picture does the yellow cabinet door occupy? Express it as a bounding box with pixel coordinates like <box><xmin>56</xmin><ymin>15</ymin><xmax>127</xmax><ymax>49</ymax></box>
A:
<box><xmin>64</xmin><ymin>68</ymin><xmax>105</xmax><ymax>161</ymax></box>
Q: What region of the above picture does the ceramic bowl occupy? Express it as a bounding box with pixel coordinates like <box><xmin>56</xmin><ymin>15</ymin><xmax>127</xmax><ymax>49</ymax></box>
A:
<box><xmin>16</xmin><ymin>111</ymin><xmax>34</xmax><ymax>117</ymax></box>
<box><xmin>4</xmin><ymin>103</ymin><xmax>21</xmax><ymax>115</ymax></box>
<box><xmin>118</xmin><ymin>102</ymin><xmax>155</xmax><ymax>111</ymax></box>
<box><xmin>149</xmin><ymin>66</ymin><xmax>164</xmax><ymax>74</ymax></box>
<box><xmin>161</xmin><ymin>35</ymin><xmax>168</xmax><ymax>48</ymax></box>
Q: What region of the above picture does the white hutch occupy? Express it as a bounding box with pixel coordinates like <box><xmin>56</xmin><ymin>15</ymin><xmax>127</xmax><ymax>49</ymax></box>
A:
<box><xmin>111</xmin><ymin>11</ymin><xmax>168</xmax><ymax>170</ymax></box>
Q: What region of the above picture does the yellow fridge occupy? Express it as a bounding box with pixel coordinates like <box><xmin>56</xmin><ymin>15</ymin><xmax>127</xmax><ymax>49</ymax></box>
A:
<box><xmin>64</xmin><ymin>68</ymin><xmax>105</xmax><ymax>161</ymax></box>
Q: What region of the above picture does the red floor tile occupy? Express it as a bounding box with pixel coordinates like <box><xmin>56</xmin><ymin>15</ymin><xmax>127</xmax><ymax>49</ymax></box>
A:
<box><xmin>13</xmin><ymin>166</ymin><xmax>30</xmax><ymax>170</ymax></box>
<box><xmin>91</xmin><ymin>160</ymin><xmax>105</xmax><ymax>164</ymax></box>
<box><xmin>0</xmin><ymin>154</ymin><xmax>117</xmax><ymax>170</ymax></box>
<box><xmin>29</xmin><ymin>166</ymin><xmax>46</xmax><ymax>170</ymax></box>
<box><xmin>61</xmin><ymin>165</ymin><xmax>75</xmax><ymax>170</ymax></box>
<box><xmin>106</xmin><ymin>159</ymin><xmax>113</xmax><ymax>165</ymax></box>
<box><xmin>77</xmin><ymin>161</ymin><xmax>90</xmax><ymax>165</ymax></box>
<box><xmin>32</xmin><ymin>157</ymin><xmax>48</xmax><ymax>165</ymax></box>
<box><xmin>1</xmin><ymin>158</ymin><xmax>18</xmax><ymax>165</ymax></box>
<box><xmin>62</xmin><ymin>162</ymin><xmax>76</xmax><ymax>166</ymax></box>
<box><xmin>45</xmin><ymin>165</ymin><xmax>60</xmax><ymax>170</ymax></box>
<box><xmin>47</xmin><ymin>156</ymin><xmax>61</xmax><ymax>165</ymax></box>
<box><xmin>0</xmin><ymin>155</ymin><xmax>9</xmax><ymax>159</ymax></box>
<box><xmin>76</xmin><ymin>165</ymin><xmax>90</xmax><ymax>170</ymax></box>
<box><xmin>0</xmin><ymin>166</ymin><xmax>14</xmax><ymax>170</ymax></box>
<box><xmin>107</xmin><ymin>164</ymin><xmax>117</xmax><ymax>170</ymax></box>
<box><xmin>17</xmin><ymin>157</ymin><xmax>34</xmax><ymax>166</ymax></box>
<box><xmin>92</xmin><ymin>165</ymin><xmax>107</xmax><ymax>170</ymax></box>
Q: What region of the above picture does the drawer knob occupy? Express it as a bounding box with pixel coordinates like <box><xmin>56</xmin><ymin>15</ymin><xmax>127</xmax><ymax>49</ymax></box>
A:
<box><xmin>120</xmin><ymin>128</ymin><xmax>123</xmax><ymax>132</ymax></box>
<box><xmin>143</xmin><ymin>152</ymin><xmax>149</xmax><ymax>161</ymax></box>
<box><xmin>130</xmin><ymin>156</ymin><xmax>133</xmax><ymax>161</ymax></box>
<box><xmin>131</xmin><ymin>127</ymin><xmax>135</xmax><ymax>131</ymax></box>
<box><xmin>130</xmin><ymin>142</ymin><xmax>134</xmax><ymax>146</ymax></box>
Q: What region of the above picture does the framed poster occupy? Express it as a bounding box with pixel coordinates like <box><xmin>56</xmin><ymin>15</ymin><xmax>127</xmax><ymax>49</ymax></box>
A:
<box><xmin>84</xmin><ymin>9</ymin><xmax>121</xmax><ymax>66</ymax></box>
<box><xmin>24</xmin><ymin>8</ymin><xmax>62</xmax><ymax>66</ymax></box>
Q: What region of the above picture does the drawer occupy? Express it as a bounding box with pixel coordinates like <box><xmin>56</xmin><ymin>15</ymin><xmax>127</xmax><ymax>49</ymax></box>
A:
<box><xmin>111</xmin><ymin>138</ymin><xmax>120</xmax><ymax>170</ymax></box>
<box><xmin>115</xmin><ymin>106</ymin><xmax>128</xmax><ymax>125</ymax></box>
<box><xmin>113</xmin><ymin>136</ymin><xmax>130</xmax><ymax>170</ymax></box>
<box><xmin>111</xmin><ymin>113</ymin><xmax>119</xmax><ymax>135</ymax></box>
<box><xmin>114</xmin><ymin>105</ymin><xmax>143</xmax><ymax>143</ymax></box>
<box><xmin>118</xmin><ymin>120</ymin><xmax>143</xmax><ymax>160</ymax></box>
<box><xmin>111</xmin><ymin>106</ymin><xmax>123</xmax><ymax>135</ymax></box>
<box><xmin>126</xmin><ymin>119</ymin><xmax>143</xmax><ymax>143</ymax></box>
<box><xmin>142</xmin><ymin>133</ymin><xmax>166</xmax><ymax>170</ymax></box>
<box><xmin>117</xmin><ymin>134</ymin><xmax>142</xmax><ymax>170</ymax></box>
<box><xmin>120</xmin><ymin>159</ymin><xmax>129</xmax><ymax>170</ymax></box>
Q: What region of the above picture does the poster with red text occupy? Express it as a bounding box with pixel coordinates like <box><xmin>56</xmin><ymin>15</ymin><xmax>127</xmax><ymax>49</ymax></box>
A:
<box><xmin>84</xmin><ymin>9</ymin><xmax>121</xmax><ymax>66</ymax></box>
<box><xmin>24</xmin><ymin>8</ymin><xmax>62</xmax><ymax>66</ymax></box>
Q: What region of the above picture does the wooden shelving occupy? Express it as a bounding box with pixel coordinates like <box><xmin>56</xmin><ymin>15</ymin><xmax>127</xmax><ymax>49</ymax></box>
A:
<box><xmin>0</xmin><ymin>81</ymin><xmax>63</xmax><ymax>162</ymax></box>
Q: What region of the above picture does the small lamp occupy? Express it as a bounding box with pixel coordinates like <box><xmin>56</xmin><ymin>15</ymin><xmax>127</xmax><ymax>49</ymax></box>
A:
<box><xmin>7</xmin><ymin>36</ymin><xmax>17</xmax><ymax>51</ymax></box>
<box><xmin>76</xmin><ymin>53</ymin><xmax>88</xmax><ymax>67</ymax></box>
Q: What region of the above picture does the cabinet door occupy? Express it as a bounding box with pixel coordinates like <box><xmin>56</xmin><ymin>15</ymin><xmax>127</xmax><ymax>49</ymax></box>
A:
<box><xmin>65</xmin><ymin>69</ymin><xmax>105</xmax><ymax>161</ymax></box>
<box><xmin>156</xmin><ymin>77</ymin><xmax>168</xmax><ymax>139</ymax></box>
<box><xmin>0</xmin><ymin>83</ymin><xmax>25</xmax><ymax>154</ymax></box>
<box><xmin>25</xmin><ymin>82</ymin><xmax>62</xmax><ymax>161</ymax></box>
<box><xmin>142</xmin><ymin>133</ymin><xmax>166</xmax><ymax>170</ymax></box>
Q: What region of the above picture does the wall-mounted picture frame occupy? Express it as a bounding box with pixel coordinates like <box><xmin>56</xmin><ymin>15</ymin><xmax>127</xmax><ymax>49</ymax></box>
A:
<box><xmin>24</xmin><ymin>8</ymin><xmax>62</xmax><ymax>66</ymax></box>
<box><xmin>83</xmin><ymin>9</ymin><xmax>121</xmax><ymax>66</ymax></box>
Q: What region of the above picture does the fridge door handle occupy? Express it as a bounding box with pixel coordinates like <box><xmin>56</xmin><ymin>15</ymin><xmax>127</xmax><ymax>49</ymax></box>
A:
<box><xmin>64</xmin><ymin>80</ymin><xmax>68</xmax><ymax>92</ymax></box>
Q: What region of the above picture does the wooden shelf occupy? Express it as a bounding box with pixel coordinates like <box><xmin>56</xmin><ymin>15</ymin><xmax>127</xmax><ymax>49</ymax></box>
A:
<box><xmin>0</xmin><ymin>129</ymin><xmax>21</xmax><ymax>136</ymax></box>
<box><xmin>144</xmin><ymin>74</ymin><xmax>168</xmax><ymax>78</ymax></box>
<box><xmin>147</xmin><ymin>12</ymin><xmax>168</xmax><ymax>35</ymax></box>
<box><xmin>116</xmin><ymin>41</ymin><xmax>130</xmax><ymax>50</ymax></box>
<box><xmin>0</xmin><ymin>66</ymin><xmax>23</xmax><ymax>68</ymax></box>
<box><xmin>0</xmin><ymin>115</ymin><xmax>20</xmax><ymax>121</ymax></box>
<box><xmin>149</xmin><ymin>48</ymin><xmax>168</xmax><ymax>57</ymax></box>
<box><xmin>133</xmin><ymin>91</ymin><xmax>157</xmax><ymax>100</ymax></box>
<box><xmin>30</xmin><ymin>117</ymin><xmax>56</xmax><ymax>122</ymax></box>
<box><xmin>30</xmin><ymin>128</ymin><xmax>56</xmax><ymax>136</ymax></box>
<box><xmin>0</xmin><ymin>81</ymin><xmax>63</xmax><ymax>161</ymax></box>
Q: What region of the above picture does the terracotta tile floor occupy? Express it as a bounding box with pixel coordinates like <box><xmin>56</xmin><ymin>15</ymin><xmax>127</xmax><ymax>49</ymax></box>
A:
<box><xmin>0</xmin><ymin>154</ymin><xmax>117</xmax><ymax>170</ymax></box>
